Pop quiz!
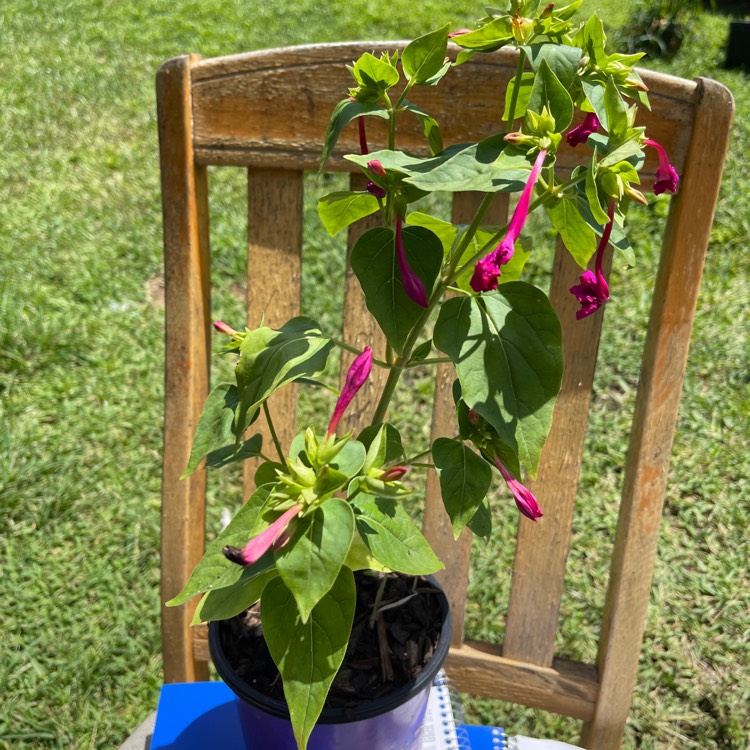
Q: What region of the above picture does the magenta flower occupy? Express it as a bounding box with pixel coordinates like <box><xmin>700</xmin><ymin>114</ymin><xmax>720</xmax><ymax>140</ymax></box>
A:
<box><xmin>223</xmin><ymin>503</ymin><xmax>302</xmax><ymax>566</ymax></box>
<box><xmin>358</xmin><ymin>117</ymin><xmax>369</xmax><ymax>156</ymax></box>
<box><xmin>495</xmin><ymin>459</ymin><xmax>543</xmax><ymax>521</ymax></box>
<box><xmin>327</xmin><ymin>346</ymin><xmax>373</xmax><ymax>436</ymax></box>
<box><xmin>367</xmin><ymin>160</ymin><xmax>387</xmax><ymax>178</ymax></box>
<box><xmin>366</xmin><ymin>181</ymin><xmax>386</xmax><ymax>199</ymax></box>
<box><xmin>396</xmin><ymin>214</ymin><xmax>429</xmax><ymax>307</ymax></box>
<box><xmin>379</xmin><ymin>465</ymin><xmax>409</xmax><ymax>481</ymax></box>
<box><xmin>570</xmin><ymin>199</ymin><xmax>615</xmax><ymax>320</ymax></box>
<box><xmin>213</xmin><ymin>320</ymin><xmax>237</xmax><ymax>336</ymax></box>
<box><xmin>643</xmin><ymin>138</ymin><xmax>679</xmax><ymax>194</ymax></box>
<box><xmin>470</xmin><ymin>149</ymin><xmax>547</xmax><ymax>293</ymax></box>
<box><xmin>566</xmin><ymin>113</ymin><xmax>600</xmax><ymax>147</ymax></box>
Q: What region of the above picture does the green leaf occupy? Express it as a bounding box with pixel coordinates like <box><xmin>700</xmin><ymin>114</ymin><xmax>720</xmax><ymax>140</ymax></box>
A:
<box><xmin>402</xmin><ymin>24</ymin><xmax>450</xmax><ymax>84</ymax></box>
<box><xmin>467</xmin><ymin>498</ymin><xmax>492</xmax><ymax>540</ymax></box>
<box><xmin>604</xmin><ymin>76</ymin><xmax>629</xmax><ymax>144</ymax></box>
<box><xmin>432</xmin><ymin>438</ymin><xmax>493</xmax><ymax>539</ymax></box>
<box><xmin>317</xmin><ymin>191</ymin><xmax>380</xmax><ymax>236</ymax></box>
<box><xmin>527</xmin><ymin>59</ymin><xmax>574</xmax><ymax>132</ymax></box>
<box><xmin>192</xmin><ymin>565</ymin><xmax>278</xmax><ymax>623</ymax></box>
<box><xmin>546</xmin><ymin>196</ymin><xmax>597</xmax><ymax>268</ymax></box>
<box><xmin>274</xmin><ymin>499</ymin><xmax>354</xmax><ymax>622</ymax></box>
<box><xmin>450</xmin><ymin>17</ymin><xmax>514</xmax><ymax>52</ymax></box>
<box><xmin>320</xmin><ymin>99</ymin><xmax>389</xmax><ymax>168</ymax></box>
<box><xmin>352</xmin><ymin>52</ymin><xmax>400</xmax><ymax>89</ymax></box>
<box><xmin>202</xmin><ymin>433</ymin><xmax>263</xmax><ymax>470</ymax></box>
<box><xmin>409</xmin><ymin>339</ymin><xmax>433</xmax><ymax>363</ymax></box>
<box><xmin>350</xmin><ymin>226</ymin><xmax>442</xmax><ymax>356</ymax></box>
<box><xmin>403</xmin><ymin>101</ymin><xmax>444</xmax><ymax>155</ymax></box>
<box><xmin>585</xmin><ymin>153</ymin><xmax>610</xmax><ymax>225</ymax></box>
<box><xmin>329</xmin><ymin>439</ymin><xmax>367</xmax><ymax>479</ymax></box>
<box><xmin>235</xmin><ymin>317</ymin><xmax>333</xmax><ymax>434</ymax></box>
<box><xmin>582</xmin><ymin>79</ymin><xmax>608</xmax><ymax>130</ymax></box>
<box><xmin>433</xmin><ymin>286</ymin><xmax>563</xmax><ymax>476</ymax></box>
<box><xmin>350</xmin><ymin>493</ymin><xmax>443</xmax><ymax>575</ymax></box>
<box><xmin>166</xmin><ymin>485</ymin><xmax>278</xmax><ymax>606</ymax></box>
<box><xmin>182</xmin><ymin>383</ymin><xmax>239</xmax><ymax>478</ymax></box>
<box><xmin>502</xmin><ymin>71</ymin><xmax>535</xmax><ymax>122</ymax></box>
<box><xmin>262</xmin><ymin>568</ymin><xmax>356</xmax><ymax>750</ymax></box>
<box><xmin>357</xmin><ymin>423</ymin><xmax>405</xmax><ymax>464</ymax></box>
<box><xmin>523</xmin><ymin>43</ymin><xmax>581</xmax><ymax>90</ymax></box>
<box><xmin>403</xmin><ymin>135</ymin><xmax>531</xmax><ymax>193</ymax></box>
<box><xmin>343</xmin><ymin>530</ymin><xmax>392</xmax><ymax>572</ymax></box>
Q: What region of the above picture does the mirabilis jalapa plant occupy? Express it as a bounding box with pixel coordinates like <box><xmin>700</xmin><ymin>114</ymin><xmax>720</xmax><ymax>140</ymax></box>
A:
<box><xmin>168</xmin><ymin>2</ymin><xmax>678</xmax><ymax>747</ymax></box>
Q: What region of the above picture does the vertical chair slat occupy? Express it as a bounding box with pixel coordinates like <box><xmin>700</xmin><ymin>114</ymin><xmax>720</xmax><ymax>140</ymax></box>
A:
<box><xmin>158</xmin><ymin>53</ymin><xmax>211</xmax><ymax>683</ymax></box>
<box><xmin>503</xmin><ymin>241</ymin><xmax>612</xmax><ymax>666</ymax></box>
<box><xmin>582</xmin><ymin>77</ymin><xmax>734</xmax><ymax>750</ymax></box>
<box><xmin>338</xmin><ymin>174</ymin><xmax>388</xmax><ymax>434</ymax></box>
<box><xmin>242</xmin><ymin>168</ymin><xmax>304</xmax><ymax>496</ymax></box>
<box><xmin>424</xmin><ymin>191</ymin><xmax>509</xmax><ymax>646</ymax></box>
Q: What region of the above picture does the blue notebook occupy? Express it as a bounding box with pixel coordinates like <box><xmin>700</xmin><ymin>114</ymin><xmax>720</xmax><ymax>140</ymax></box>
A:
<box><xmin>150</xmin><ymin>680</ymin><xmax>506</xmax><ymax>749</ymax></box>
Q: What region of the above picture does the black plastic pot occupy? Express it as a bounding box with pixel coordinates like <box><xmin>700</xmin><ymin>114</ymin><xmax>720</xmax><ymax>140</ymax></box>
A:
<box><xmin>726</xmin><ymin>21</ymin><xmax>750</xmax><ymax>71</ymax></box>
<box><xmin>209</xmin><ymin>577</ymin><xmax>452</xmax><ymax>750</ymax></box>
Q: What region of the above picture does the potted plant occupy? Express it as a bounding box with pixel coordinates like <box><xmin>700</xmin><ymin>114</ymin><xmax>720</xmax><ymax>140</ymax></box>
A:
<box><xmin>167</xmin><ymin>2</ymin><xmax>679</xmax><ymax>748</ymax></box>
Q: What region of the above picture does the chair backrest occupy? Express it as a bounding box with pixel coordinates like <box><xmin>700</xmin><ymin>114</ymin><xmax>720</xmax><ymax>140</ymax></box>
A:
<box><xmin>156</xmin><ymin>42</ymin><xmax>733</xmax><ymax>749</ymax></box>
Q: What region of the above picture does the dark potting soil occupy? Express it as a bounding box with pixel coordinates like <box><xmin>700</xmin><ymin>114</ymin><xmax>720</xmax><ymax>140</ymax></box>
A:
<box><xmin>220</xmin><ymin>572</ymin><xmax>444</xmax><ymax>709</ymax></box>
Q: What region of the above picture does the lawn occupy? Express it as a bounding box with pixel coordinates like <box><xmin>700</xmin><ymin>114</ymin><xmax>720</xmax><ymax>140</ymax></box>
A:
<box><xmin>0</xmin><ymin>1</ymin><xmax>747</xmax><ymax>749</ymax></box>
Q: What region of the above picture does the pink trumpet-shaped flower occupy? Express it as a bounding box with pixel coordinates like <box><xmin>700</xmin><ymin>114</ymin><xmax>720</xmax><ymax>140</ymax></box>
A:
<box><xmin>327</xmin><ymin>346</ymin><xmax>373</xmax><ymax>437</ymax></box>
<box><xmin>566</xmin><ymin>113</ymin><xmax>600</xmax><ymax>147</ymax></box>
<box><xmin>379</xmin><ymin>465</ymin><xmax>409</xmax><ymax>481</ymax></box>
<box><xmin>495</xmin><ymin>459</ymin><xmax>543</xmax><ymax>521</ymax></box>
<box><xmin>223</xmin><ymin>503</ymin><xmax>303</xmax><ymax>566</ymax></box>
<box><xmin>213</xmin><ymin>320</ymin><xmax>237</xmax><ymax>336</ymax></box>
<box><xmin>570</xmin><ymin>199</ymin><xmax>615</xmax><ymax>320</ymax></box>
<box><xmin>470</xmin><ymin>149</ymin><xmax>547</xmax><ymax>293</ymax></box>
<box><xmin>643</xmin><ymin>138</ymin><xmax>679</xmax><ymax>194</ymax></box>
<box><xmin>358</xmin><ymin>117</ymin><xmax>369</xmax><ymax>156</ymax></box>
<box><xmin>396</xmin><ymin>214</ymin><xmax>429</xmax><ymax>307</ymax></box>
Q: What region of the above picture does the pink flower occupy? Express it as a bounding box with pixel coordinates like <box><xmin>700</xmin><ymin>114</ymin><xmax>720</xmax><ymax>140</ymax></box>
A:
<box><xmin>566</xmin><ymin>113</ymin><xmax>600</xmax><ymax>147</ymax></box>
<box><xmin>327</xmin><ymin>346</ymin><xmax>373</xmax><ymax>436</ymax></box>
<box><xmin>379</xmin><ymin>465</ymin><xmax>409</xmax><ymax>481</ymax></box>
<box><xmin>448</xmin><ymin>29</ymin><xmax>472</xmax><ymax>38</ymax></box>
<box><xmin>223</xmin><ymin>503</ymin><xmax>302</xmax><ymax>566</ymax></box>
<box><xmin>366</xmin><ymin>181</ymin><xmax>386</xmax><ymax>199</ymax></box>
<box><xmin>367</xmin><ymin>160</ymin><xmax>387</xmax><ymax>178</ymax></box>
<box><xmin>358</xmin><ymin>117</ymin><xmax>369</xmax><ymax>156</ymax></box>
<box><xmin>470</xmin><ymin>149</ymin><xmax>547</xmax><ymax>293</ymax></box>
<box><xmin>495</xmin><ymin>459</ymin><xmax>543</xmax><ymax>521</ymax></box>
<box><xmin>643</xmin><ymin>138</ymin><xmax>679</xmax><ymax>194</ymax></box>
<box><xmin>396</xmin><ymin>215</ymin><xmax>429</xmax><ymax>307</ymax></box>
<box><xmin>570</xmin><ymin>199</ymin><xmax>615</xmax><ymax>320</ymax></box>
<box><xmin>213</xmin><ymin>320</ymin><xmax>237</xmax><ymax>336</ymax></box>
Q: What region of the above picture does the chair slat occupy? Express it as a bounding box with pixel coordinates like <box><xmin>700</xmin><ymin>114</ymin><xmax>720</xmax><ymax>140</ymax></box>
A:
<box><xmin>582</xmin><ymin>77</ymin><xmax>735</xmax><ymax>750</ymax></box>
<box><xmin>242</xmin><ymin>168</ymin><xmax>303</xmax><ymax>496</ymax></box>
<box><xmin>503</xmin><ymin>240</ymin><xmax>612</xmax><ymax>667</ymax></box>
<box><xmin>423</xmin><ymin>192</ymin><xmax>509</xmax><ymax>646</ymax></box>
<box><xmin>157</xmin><ymin>53</ymin><xmax>211</xmax><ymax>683</ymax></box>
<box><xmin>337</xmin><ymin>174</ymin><xmax>388</xmax><ymax>434</ymax></box>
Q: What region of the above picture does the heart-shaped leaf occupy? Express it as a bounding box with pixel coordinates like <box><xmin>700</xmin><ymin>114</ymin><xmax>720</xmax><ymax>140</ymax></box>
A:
<box><xmin>433</xmin><ymin>285</ymin><xmax>563</xmax><ymax>476</ymax></box>
<box><xmin>274</xmin><ymin>498</ymin><xmax>354</xmax><ymax>622</ymax></box>
<box><xmin>350</xmin><ymin>226</ymin><xmax>442</xmax><ymax>356</ymax></box>
<box><xmin>350</xmin><ymin>493</ymin><xmax>442</xmax><ymax>574</ymax></box>
<box><xmin>318</xmin><ymin>191</ymin><xmax>380</xmax><ymax>236</ymax></box>
<box><xmin>262</xmin><ymin>568</ymin><xmax>355</xmax><ymax>750</ymax></box>
<box><xmin>432</xmin><ymin>438</ymin><xmax>493</xmax><ymax>539</ymax></box>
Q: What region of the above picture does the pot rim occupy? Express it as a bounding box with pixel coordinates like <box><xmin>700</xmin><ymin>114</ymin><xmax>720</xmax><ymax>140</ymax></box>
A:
<box><xmin>208</xmin><ymin>574</ymin><xmax>452</xmax><ymax>724</ymax></box>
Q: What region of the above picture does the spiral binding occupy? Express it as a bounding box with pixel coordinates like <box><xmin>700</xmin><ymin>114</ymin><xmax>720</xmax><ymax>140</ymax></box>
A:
<box><xmin>425</xmin><ymin>670</ymin><xmax>508</xmax><ymax>750</ymax></box>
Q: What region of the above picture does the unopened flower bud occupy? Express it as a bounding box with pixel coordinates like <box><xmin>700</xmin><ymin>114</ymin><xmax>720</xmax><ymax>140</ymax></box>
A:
<box><xmin>213</xmin><ymin>320</ymin><xmax>237</xmax><ymax>336</ymax></box>
<box><xmin>380</xmin><ymin>465</ymin><xmax>409</xmax><ymax>481</ymax></box>
<box><xmin>366</xmin><ymin>181</ymin><xmax>386</xmax><ymax>199</ymax></box>
<box><xmin>367</xmin><ymin>160</ymin><xmax>387</xmax><ymax>178</ymax></box>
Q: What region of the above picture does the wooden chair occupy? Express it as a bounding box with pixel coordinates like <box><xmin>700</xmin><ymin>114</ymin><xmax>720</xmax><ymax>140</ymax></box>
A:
<box><xmin>155</xmin><ymin>43</ymin><xmax>733</xmax><ymax>749</ymax></box>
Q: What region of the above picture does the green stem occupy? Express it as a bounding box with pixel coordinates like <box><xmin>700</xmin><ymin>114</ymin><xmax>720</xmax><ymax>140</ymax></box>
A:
<box><xmin>263</xmin><ymin>401</ymin><xmax>285</xmax><ymax>463</ymax></box>
<box><xmin>369</xmin><ymin>574</ymin><xmax>388</xmax><ymax>629</ymax></box>
<box><xmin>330</xmin><ymin>337</ymin><xmax>390</xmax><ymax>369</ymax></box>
<box><xmin>506</xmin><ymin>47</ymin><xmax>527</xmax><ymax>129</ymax></box>
<box><xmin>444</xmin><ymin>192</ymin><xmax>495</xmax><ymax>282</ymax></box>
<box><xmin>404</xmin><ymin>356</ymin><xmax>451</xmax><ymax>368</ymax></box>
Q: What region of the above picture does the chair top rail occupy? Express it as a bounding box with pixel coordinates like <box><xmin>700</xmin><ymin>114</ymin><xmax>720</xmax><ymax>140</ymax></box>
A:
<box><xmin>179</xmin><ymin>43</ymin><xmax>698</xmax><ymax>181</ymax></box>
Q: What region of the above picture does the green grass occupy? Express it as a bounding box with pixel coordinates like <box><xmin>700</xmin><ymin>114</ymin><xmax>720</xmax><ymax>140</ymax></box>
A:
<box><xmin>1</xmin><ymin>2</ymin><xmax>747</xmax><ymax>749</ymax></box>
